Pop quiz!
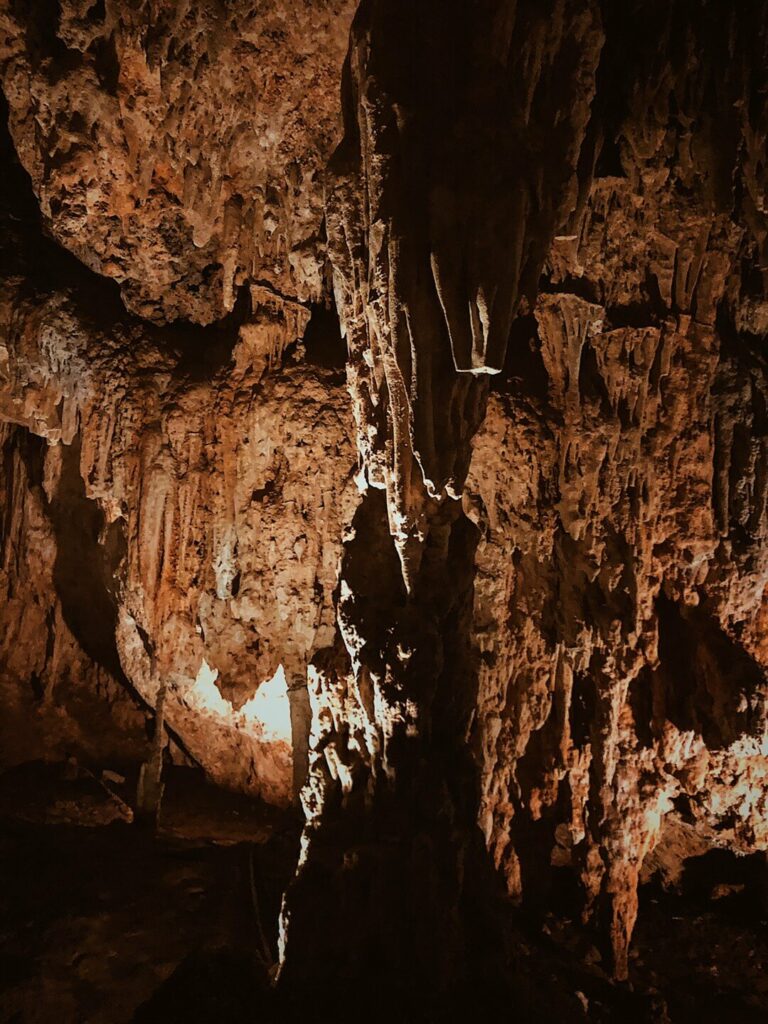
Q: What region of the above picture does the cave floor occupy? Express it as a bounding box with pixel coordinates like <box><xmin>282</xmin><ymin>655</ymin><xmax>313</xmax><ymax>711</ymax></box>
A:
<box><xmin>0</xmin><ymin>764</ymin><xmax>767</xmax><ymax>1023</ymax></box>
<box><xmin>0</xmin><ymin>764</ymin><xmax>293</xmax><ymax>1023</ymax></box>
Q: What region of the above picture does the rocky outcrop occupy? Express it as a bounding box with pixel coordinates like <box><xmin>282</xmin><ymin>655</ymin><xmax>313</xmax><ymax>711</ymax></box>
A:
<box><xmin>327</xmin><ymin>0</ymin><xmax>603</xmax><ymax>581</ymax></box>
<box><xmin>466</xmin><ymin>1</ymin><xmax>768</xmax><ymax>979</ymax></box>
<box><xmin>277</xmin><ymin>0</ymin><xmax>606</xmax><ymax>1007</ymax></box>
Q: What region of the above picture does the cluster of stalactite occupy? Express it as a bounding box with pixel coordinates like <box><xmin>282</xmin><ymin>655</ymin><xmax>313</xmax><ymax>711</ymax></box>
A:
<box><xmin>285</xmin><ymin>0</ymin><xmax>768</xmax><ymax>997</ymax></box>
<box><xmin>1</xmin><ymin>0</ymin><xmax>768</xmax><ymax>1011</ymax></box>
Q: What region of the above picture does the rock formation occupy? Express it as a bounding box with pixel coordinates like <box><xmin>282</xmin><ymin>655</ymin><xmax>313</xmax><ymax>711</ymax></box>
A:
<box><xmin>2</xmin><ymin>0</ymin><xmax>768</xmax><ymax>1016</ymax></box>
<box><xmin>0</xmin><ymin>0</ymin><xmax>356</xmax><ymax>321</ymax></box>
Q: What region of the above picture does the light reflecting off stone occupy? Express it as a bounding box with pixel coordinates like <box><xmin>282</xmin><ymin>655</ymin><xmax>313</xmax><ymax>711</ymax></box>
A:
<box><xmin>189</xmin><ymin>659</ymin><xmax>230</xmax><ymax>717</ymax></box>
<box><xmin>241</xmin><ymin>665</ymin><xmax>292</xmax><ymax>744</ymax></box>
<box><xmin>189</xmin><ymin>659</ymin><xmax>291</xmax><ymax>745</ymax></box>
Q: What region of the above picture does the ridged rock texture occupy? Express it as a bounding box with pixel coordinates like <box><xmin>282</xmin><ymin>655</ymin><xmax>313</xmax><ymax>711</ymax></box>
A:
<box><xmin>0</xmin><ymin>0</ymin><xmax>356</xmax><ymax>321</ymax></box>
<box><xmin>2</xmin><ymin>0</ymin><xmax>768</xmax><ymax>1015</ymax></box>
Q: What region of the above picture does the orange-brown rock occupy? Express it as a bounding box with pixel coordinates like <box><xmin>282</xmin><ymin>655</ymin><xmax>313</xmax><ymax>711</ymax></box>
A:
<box><xmin>0</xmin><ymin>267</ymin><xmax>358</xmax><ymax>804</ymax></box>
<box><xmin>466</xmin><ymin>54</ymin><xmax>768</xmax><ymax>975</ymax></box>
<box><xmin>2</xmin><ymin>0</ymin><xmax>768</xmax><ymax>1015</ymax></box>
<box><xmin>0</xmin><ymin>420</ymin><xmax>150</xmax><ymax>768</ymax></box>
<box><xmin>0</xmin><ymin>0</ymin><xmax>356</xmax><ymax>323</ymax></box>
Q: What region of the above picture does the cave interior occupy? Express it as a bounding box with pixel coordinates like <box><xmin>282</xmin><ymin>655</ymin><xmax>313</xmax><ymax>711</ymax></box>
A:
<box><xmin>2</xmin><ymin>1</ymin><xmax>768</xmax><ymax>1021</ymax></box>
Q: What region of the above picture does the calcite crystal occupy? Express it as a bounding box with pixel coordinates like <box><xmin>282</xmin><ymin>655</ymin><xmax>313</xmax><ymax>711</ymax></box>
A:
<box><xmin>2</xmin><ymin>0</ymin><xmax>768</xmax><ymax>1011</ymax></box>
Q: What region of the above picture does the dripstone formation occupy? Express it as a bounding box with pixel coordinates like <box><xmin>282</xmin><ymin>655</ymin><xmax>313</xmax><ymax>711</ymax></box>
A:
<box><xmin>2</xmin><ymin>0</ymin><xmax>768</xmax><ymax>1018</ymax></box>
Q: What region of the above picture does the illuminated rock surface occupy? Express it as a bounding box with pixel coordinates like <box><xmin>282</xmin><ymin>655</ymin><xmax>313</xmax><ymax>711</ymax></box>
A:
<box><xmin>2</xmin><ymin>0</ymin><xmax>768</xmax><ymax>1020</ymax></box>
<box><xmin>0</xmin><ymin>0</ymin><xmax>356</xmax><ymax>322</ymax></box>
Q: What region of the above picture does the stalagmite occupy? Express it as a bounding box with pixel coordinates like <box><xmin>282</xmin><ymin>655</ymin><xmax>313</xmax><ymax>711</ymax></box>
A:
<box><xmin>135</xmin><ymin>674</ymin><xmax>166</xmax><ymax>827</ymax></box>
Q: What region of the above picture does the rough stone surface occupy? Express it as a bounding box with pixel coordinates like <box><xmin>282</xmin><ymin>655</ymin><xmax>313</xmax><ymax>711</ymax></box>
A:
<box><xmin>0</xmin><ymin>420</ymin><xmax>150</xmax><ymax>768</ymax></box>
<box><xmin>2</xmin><ymin>0</ymin><xmax>768</xmax><ymax>1016</ymax></box>
<box><xmin>462</xmin><ymin>1</ymin><xmax>768</xmax><ymax>979</ymax></box>
<box><xmin>0</xmin><ymin>260</ymin><xmax>358</xmax><ymax>805</ymax></box>
<box><xmin>0</xmin><ymin>0</ymin><xmax>356</xmax><ymax>322</ymax></box>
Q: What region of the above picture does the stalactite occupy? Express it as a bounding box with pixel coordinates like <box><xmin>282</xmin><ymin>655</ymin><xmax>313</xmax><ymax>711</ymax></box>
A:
<box><xmin>2</xmin><ymin>1</ymin><xmax>768</xmax><ymax>1017</ymax></box>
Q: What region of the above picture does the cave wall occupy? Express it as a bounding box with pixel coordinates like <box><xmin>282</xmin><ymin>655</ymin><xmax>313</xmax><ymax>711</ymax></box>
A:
<box><xmin>0</xmin><ymin>263</ymin><xmax>359</xmax><ymax>804</ymax></box>
<box><xmin>465</xmin><ymin>1</ymin><xmax>768</xmax><ymax>977</ymax></box>
<box><xmin>1</xmin><ymin>0</ymin><xmax>768</xmax><ymax>1005</ymax></box>
<box><xmin>0</xmin><ymin>419</ymin><xmax>150</xmax><ymax>767</ymax></box>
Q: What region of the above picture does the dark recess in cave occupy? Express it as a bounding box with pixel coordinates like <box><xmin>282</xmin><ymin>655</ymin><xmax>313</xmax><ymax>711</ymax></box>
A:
<box><xmin>302</xmin><ymin>299</ymin><xmax>348</xmax><ymax>369</ymax></box>
<box><xmin>655</xmin><ymin>593</ymin><xmax>765</xmax><ymax>750</ymax></box>
<box><xmin>594</xmin><ymin>132</ymin><xmax>625</xmax><ymax>179</ymax></box>
<box><xmin>49</xmin><ymin>436</ymin><xmax>127</xmax><ymax>682</ymax></box>
<box><xmin>493</xmin><ymin>313</ymin><xmax>550</xmax><ymax>402</ymax></box>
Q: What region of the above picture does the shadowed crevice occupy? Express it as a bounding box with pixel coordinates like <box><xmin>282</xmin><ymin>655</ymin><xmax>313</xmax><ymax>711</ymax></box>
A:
<box><xmin>48</xmin><ymin>436</ymin><xmax>126</xmax><ymax>682</ymax></box>
<box><xmin>654</xmin><ymin>593</ymin><xmax>766</xmax><ymax>749</ymax></box>
<box><xmin>302</xmin><ymin>299</ymin><xmax>347</xmax><ymax>371</ymax></box>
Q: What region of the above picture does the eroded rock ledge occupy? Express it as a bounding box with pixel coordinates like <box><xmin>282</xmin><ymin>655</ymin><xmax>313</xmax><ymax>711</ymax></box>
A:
<box><xmin>2</xmin><ymin>0</ymin><xmax>768</xmax><ymax>1016</ymax></box>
